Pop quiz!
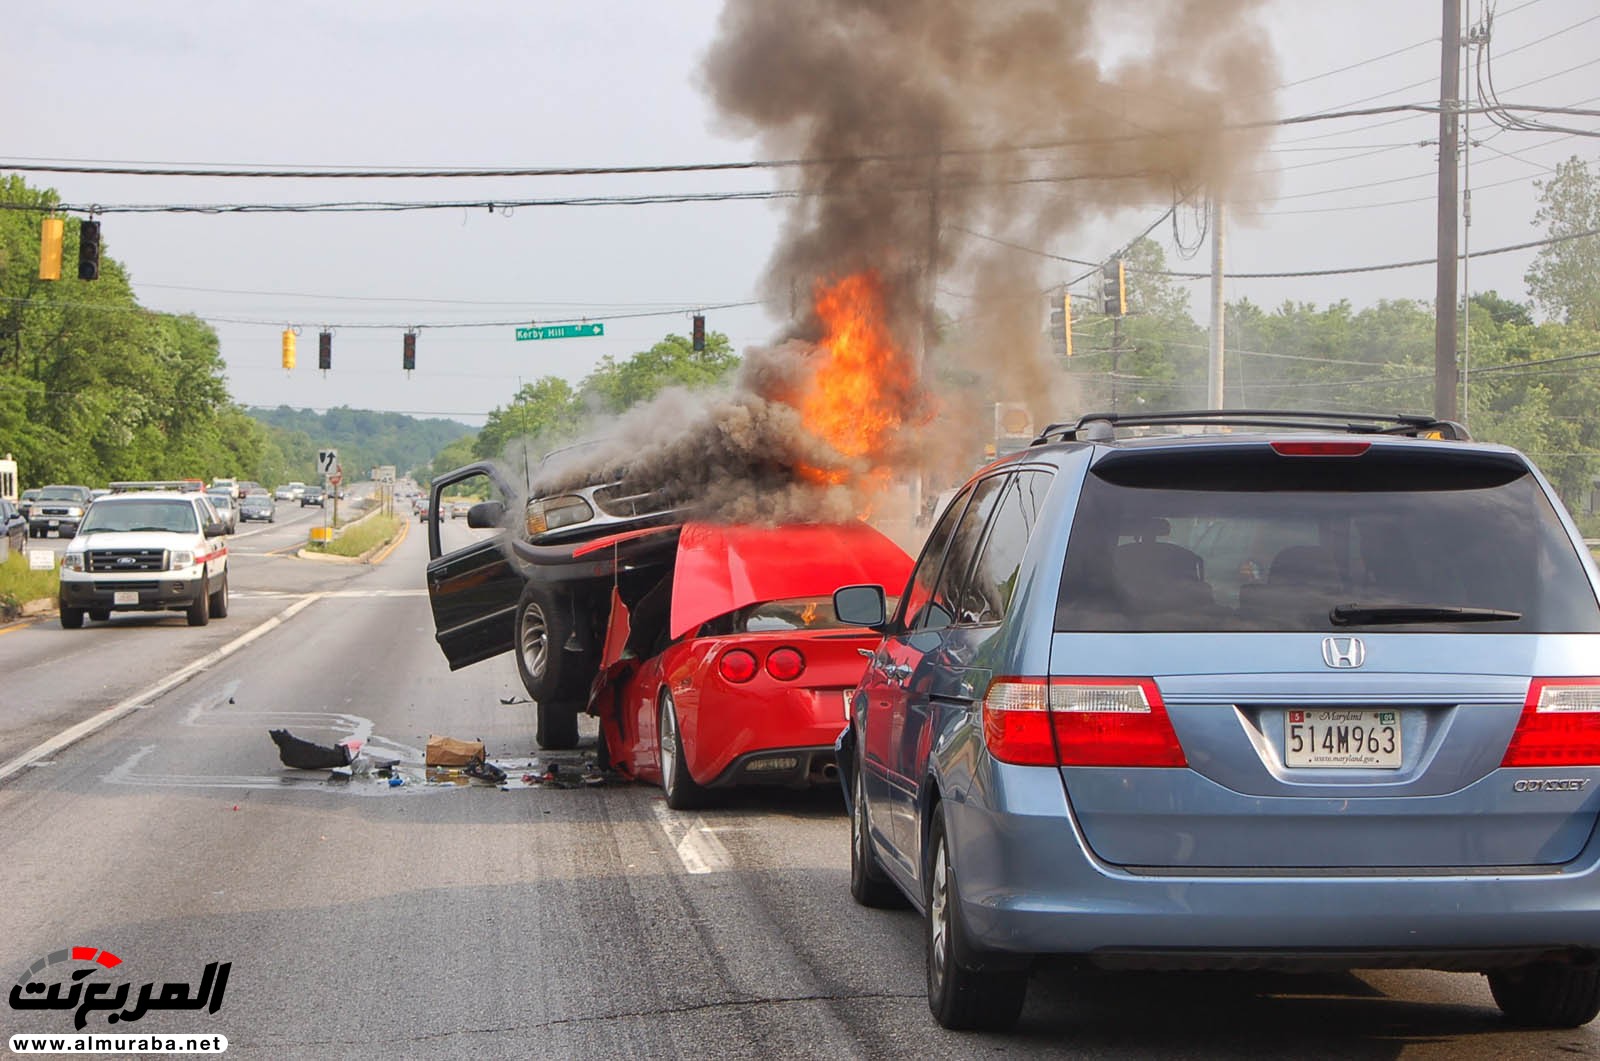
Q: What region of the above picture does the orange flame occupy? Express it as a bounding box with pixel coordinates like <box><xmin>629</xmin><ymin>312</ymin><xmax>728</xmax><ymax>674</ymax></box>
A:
<box><xmin>797</xmin><ymin>272</ymin><xmax>912</xmax><ymax>485</ymax></box>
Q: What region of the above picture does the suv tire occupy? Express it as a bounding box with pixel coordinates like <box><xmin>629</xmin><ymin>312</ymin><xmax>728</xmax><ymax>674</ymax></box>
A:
<box><xmin>59</xmin><ymin>603</ymin><xmax>85</xmax><ymax>629</ymax></box>
<box><xmin>515</xmin><ymin>582</ymin><xmax>583</xmax><ymax>704</ymax></box>
<box><xmin>1488</xmin><ymin>963</ymin><xmax>1600</xmax><ymax>1028</ymax></box>
<box><xmin>209</xmin><ymin>571</ymin><xmax>229</xmax><ymax>619</ymax></box>
<box><xmin>535</xmin><ymin>700</ymin><xmax>580</xmax><ymax>751</ymax></box>
<box><xmin>925</xmin><ymin>808</ymin><xmax>1027</xmax><ymax>1031</ymax></box>
<box><xmin>187</xmin><ymin>578</ymin><xmax>210</xmax><ymax>627</ymax></box>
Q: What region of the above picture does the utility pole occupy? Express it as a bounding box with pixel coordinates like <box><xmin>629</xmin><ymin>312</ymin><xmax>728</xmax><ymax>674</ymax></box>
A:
<box><xmin>1110</xmin><ymin>316</ymin><xmax>1122</xmax><ymax>412</ymax></box>
<box><xmin>1207</xmin><ymin>198</ymin><xmax>1227</xmax><ymax>410</ymax></box>
<box><xmin>1434</xmin><ymin>0</ymin><xmax>1462</xmax><ymax>421</ymax></box>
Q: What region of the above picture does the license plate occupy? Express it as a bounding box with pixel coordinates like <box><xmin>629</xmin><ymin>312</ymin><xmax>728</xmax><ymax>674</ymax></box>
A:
<box><xmin>113</xmin><ymin>591</ymin><xmax>138</xmax><ymax>605</ymax></box>
<box><xmin>48</xmin><ymin>519</ymin><xmax>59</xmax><ymax>527</ymax></box>
<box><xmin>1285</xmin><ymin>709</ymin><xmax>1401</xmax><ymax>768</ymax></box>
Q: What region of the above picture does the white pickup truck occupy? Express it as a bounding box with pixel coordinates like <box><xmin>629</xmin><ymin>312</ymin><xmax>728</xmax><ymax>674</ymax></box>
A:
<box><xmin>57</xmin><ymin>490</ymin><xmax>231</xmax><ymax>628</ymax></box>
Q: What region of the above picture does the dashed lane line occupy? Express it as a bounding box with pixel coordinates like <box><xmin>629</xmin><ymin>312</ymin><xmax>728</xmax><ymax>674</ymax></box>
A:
<box><xmin>0</xmin><ymin>593</ymin><xmax>326</xmax><ymax>786</ymax></box>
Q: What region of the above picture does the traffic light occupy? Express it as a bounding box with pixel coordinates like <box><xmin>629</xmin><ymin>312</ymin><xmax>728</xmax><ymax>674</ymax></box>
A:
<box><xmin>281</xmin><ymin>329</ymin><xmax>296</xmax><ymax>371</ymax></box>
<box><xmin>1048</xmin><ymin>291</ymin><xmax>1074</xmax><ymax>358</ymax></box>
<box><xmin>77</xmin><ymin>220</ymin><xmax>100</xmax><ymax>281</ymax></box>
<box><xmin>38</xmin><ymin>218</ymin><xmax>64</xmax><ymax>281</ymax></box>
<box><xmin>692</xmin><ymin>314</ymin><xmax>706</xmax><ymax>353</ymax></box>
<box><xmin>318</xmin><ymin>331</ymin><xmax>332</xmax><ymax>371</ymax></box>
<box><xmin>1103</xmin><ymin>259</ymin><xmax>1126</xmax><ymax>317</ymax></box>
<box><xmin>402</xmin><ymin>331</ymin><xmax>416</xmax><ymax>371</ymax></box>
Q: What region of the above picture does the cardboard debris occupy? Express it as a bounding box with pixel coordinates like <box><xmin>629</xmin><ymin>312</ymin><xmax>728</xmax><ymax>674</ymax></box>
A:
<box><xmin>425</xmin><ymin>735</ymin><xmax>486</xmax><ymax>767</ymax></box>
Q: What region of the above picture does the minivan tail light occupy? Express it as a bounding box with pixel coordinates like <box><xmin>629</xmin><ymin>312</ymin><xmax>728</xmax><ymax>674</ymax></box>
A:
<box><xmin>1501</xmin><ymin>678</ymin><xmax>1600</xmax><ymax>767</ymax></box>
<box><xmin>982</xmin><ymin>677</ymin><xmax>1187</xmax><ymax>768</ymax></box>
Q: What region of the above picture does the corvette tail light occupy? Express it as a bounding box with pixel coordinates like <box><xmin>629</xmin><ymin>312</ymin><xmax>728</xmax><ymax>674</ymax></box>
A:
<box><xmin>718</xmin><ymin>649</ymin><xmax>759</xmax><ymax>684</ymax></box>
<box><xmin>982</xmin><ymin>677</ymin><xmax>1186</xmax><ymax>768</ymax></box>
<box><xmin>765</xmin><ymin>647</ymin><xmax>805</xmax><ymax>681</ymax></box>
<box><xmin>1502</xmin><ymin>678</ymin><xmax>1600</xmax><ymax>767</ymax></box>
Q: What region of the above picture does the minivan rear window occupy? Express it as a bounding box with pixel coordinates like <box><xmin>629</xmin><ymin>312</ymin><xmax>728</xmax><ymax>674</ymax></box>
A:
<box><xmin>1056</xmin><ymin>448</ymin><xmax>1600</xmax><ymax>633</ymax></box>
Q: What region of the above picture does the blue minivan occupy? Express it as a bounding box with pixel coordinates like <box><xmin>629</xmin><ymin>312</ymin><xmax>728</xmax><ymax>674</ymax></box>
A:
<box><xmin>835</xmin><ymin>410</ymin><xmax>1600</xmax><ymax>1032</ymax></box>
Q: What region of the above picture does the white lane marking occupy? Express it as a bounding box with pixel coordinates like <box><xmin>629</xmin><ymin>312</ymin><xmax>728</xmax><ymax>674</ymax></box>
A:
<box><xmin>650</xmin><ymin>800</ymin><xmax>732</xmax><ymax>875</ymax></box>
<box><xmin>230</xmin><ymin>589</ymin><xmax>426</xmax><ymax>599</ymax></box>
<box><xmin>0</xmin><ymin>594</ymin><xmax>326</xmax><ymax>785</ymax></box>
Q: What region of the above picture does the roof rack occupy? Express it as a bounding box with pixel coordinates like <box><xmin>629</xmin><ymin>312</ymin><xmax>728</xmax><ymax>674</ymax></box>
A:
<box><xmin>1031</xmin><ymin>409</ymin><xmax>1472</xmax><ymax>446</ymax></box>
<box><xmin>108</xmin><ymin>479</ymin><xmax>206</xmax><ymax>493</ymax></box>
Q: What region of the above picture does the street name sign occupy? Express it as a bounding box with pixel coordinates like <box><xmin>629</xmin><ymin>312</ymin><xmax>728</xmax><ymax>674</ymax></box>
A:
<box><xmin>515</xmin><ymin>323</ymin><xmax>604</xmax><ymax>341</ymax></box>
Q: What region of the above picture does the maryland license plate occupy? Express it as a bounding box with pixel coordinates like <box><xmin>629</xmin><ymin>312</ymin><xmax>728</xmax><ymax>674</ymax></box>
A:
<box><xmin>1286</xmin><ymin>709</ymin><xmax>1401</xmax><ymax>768</ymax></box>
<box><xmin>113</xmin><ymin>590</ymin><xmax>138</xmax><ymax>606</ymax></box>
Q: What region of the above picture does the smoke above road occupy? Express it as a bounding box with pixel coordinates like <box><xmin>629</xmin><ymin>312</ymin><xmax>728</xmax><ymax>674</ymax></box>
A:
<box><xmin>535</xmin><ymin>0</ymin><xmax>1279</xmax><ymax>523</ymax></box>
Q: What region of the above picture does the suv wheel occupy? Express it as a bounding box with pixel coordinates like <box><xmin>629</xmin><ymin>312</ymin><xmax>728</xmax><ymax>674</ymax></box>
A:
<box><xmin>1488</xmin><ymin>963</ymin><xmax>1600</xmax><ymax>1028</ymax></box>
<box><xmin>59</xmin><ymin>603</ymin><xmax>85</xmax><ymax>629</ymax></box>
<box><xmin>535</xmin><ymin>700</ymin><xmax>579</xmax><ymax>751</ymax></box>
<box><xmin>925</xmin><ymin>808</ymin><xmax>1027</xmax><ymax>1031</ymax></box>
<box><xmin>515</xmin><ymin>582</ymin><xmax>581</xmax><ymax>705</ymax></box>
<box><xmin>186</xmin><ymin>578</ymin><xmax>210</xmax><ymax>627</ymax></box>
<box><xmin>209</xmin><ymin>571</ymin><xmax>229</xmax><ymax>619</ymax></box>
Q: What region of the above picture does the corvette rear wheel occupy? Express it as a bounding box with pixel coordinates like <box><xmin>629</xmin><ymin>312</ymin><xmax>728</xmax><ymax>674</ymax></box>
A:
<box><xmin>658</xmin><ymin>691</ymin><xmax>708</xmax><ymax>810</ymax></box>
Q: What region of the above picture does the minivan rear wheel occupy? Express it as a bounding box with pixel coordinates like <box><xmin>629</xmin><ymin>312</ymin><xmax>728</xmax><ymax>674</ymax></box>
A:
<box><xmin>851</xmin><ymin>762</ymin><xmax>906</xmax><ymax>909</ymax></box>
<box><xmin>1488</xmin><ymin>963</ymin><xmax>1600</xmax><ymax>1028</ymax></box>
<box><xmin>925</xmin><ymin>808</ymin><xmax>1027</xmax><ymax>1031</ymax></box>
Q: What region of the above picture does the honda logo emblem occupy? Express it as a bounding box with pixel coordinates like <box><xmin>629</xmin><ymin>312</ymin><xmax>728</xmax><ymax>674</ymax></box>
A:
<box><xmin>1321</xmin><ymin>636</ymin><xmax>1365</xmax><ymax>669</ymax></box>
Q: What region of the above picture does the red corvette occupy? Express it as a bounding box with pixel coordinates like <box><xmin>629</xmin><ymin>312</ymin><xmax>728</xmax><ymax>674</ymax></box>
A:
<box><xmin>591</xmin><ymin>521</ymin><xmax>913</xmax><ymax>809</ymax></box>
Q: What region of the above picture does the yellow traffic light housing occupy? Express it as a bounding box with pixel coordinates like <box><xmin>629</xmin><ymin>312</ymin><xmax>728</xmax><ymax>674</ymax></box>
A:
<box><xmin>281</xmin><ymin>329</ymin><xmax>297</xmax><ymax>371</ymax></box>
<box><xmin>38</xmin><ymin>218</ymin><xmax>64</xmax><ymax>281</ymax></box>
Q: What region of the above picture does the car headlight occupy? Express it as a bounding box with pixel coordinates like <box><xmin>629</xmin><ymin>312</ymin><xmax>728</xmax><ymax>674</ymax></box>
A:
<box><xmin>525</xmin><ymin>495</ymin><xmax>593</xmax><ymax>536</ymax></box>
<box><xmin>168</xmin><ymin>549</ymin><xmax>196</xmax><ymax>570</ymax></box>
<box><xmin>65</xmin><ymin>506</ymin><xmax>83</xmax><ymax>518</ymax></box>
<box><xmin>61</xmin><ymin>551</ymin><xmax>85</xmax><ymax>572</ymax></box>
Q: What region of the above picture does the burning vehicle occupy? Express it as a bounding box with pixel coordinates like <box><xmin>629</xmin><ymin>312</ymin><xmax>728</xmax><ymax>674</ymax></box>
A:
<box><xmin>589</xmin><ymin>521</ymin><xmax>912</xmax><ymax>807</ymax></box>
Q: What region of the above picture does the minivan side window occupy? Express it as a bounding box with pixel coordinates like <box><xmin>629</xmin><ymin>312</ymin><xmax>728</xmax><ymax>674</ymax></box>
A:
<box><xmin>960</xmin><ymin>470</ymin><xmax>1050</xmax><ymax>625</ymax></box>
<box><xmin>896</xmin><ymin>484</ymin><xmax>973</xmax><ymax>632</ymax></box>
<box><xmin>925</xmin><ymin>474</ymin><xmax>1009</xmax><ymax>631</ymax></box>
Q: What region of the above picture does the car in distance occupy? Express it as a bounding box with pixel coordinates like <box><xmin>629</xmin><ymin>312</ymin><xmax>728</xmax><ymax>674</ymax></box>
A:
<box><xmin>273</xmin><ymin>485</ymin><xmax>294</xmax><ymax>501</ymax></box>
<box><xmin>28</xmin><ymin>484</ymin><xmax>93</xmax><ymax>538</ymax></box>
<box><xmin>834</xmin><ymin>409</ymin><xmax>1600</xmax><ymax>1032</ymax></box>
<box><xmin>300</xmin><ymin>485</ymin><xmax>326</xmax><ymax>507</ymax></box>
<box><xmin>205</xmin><ymin>491</ymin><xmax>238</xmax><ymax>534</ymax></box>
<box><xmin>239</xmin><ymin>494</ymin><xmax>276</xmax><ymax>523</ymax></box>
<box><xmin>58</xmin><ymin>489</ymin><xmax>230</xmax><ymax>628</ymax></box>
<box><xmin>0</xmin><ymin>498</ymin><xmax>25</xmax><ymax>553</ymax></box>
<box><xmin>288</xmin><ymin>481</ymin><xmax>306</xmax><ymax>500</ymax></box>
<box><xmin>590</xmin><ymin>521</ymin><xmax>912</xmax><ymax>809</ymax></box>
<box><xmin>18</xmin><ymin>488</ymin><xmax>41</xmax><ymax>522</ymax></box>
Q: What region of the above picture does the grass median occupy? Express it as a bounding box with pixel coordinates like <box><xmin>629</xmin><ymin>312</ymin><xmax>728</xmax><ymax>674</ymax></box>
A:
<box><xmin>312</xmin><ymin>513</ymin><xmax>403</xmax><ymax>558</ymax></box>
<box><xmin>0</xmin><ymin>549</ymin><xmax>59</xmax><ymax>618</ymax></box>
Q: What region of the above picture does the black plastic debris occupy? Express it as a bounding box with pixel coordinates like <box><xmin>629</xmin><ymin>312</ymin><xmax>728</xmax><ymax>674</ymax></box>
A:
<box><xmin>269</xmin><ymin>729</ymin><xmax>357</xmax><ymax>770</ymax></box>
<box><xmin>465</xmin><ymin>760</ymin><xmax>508</xmax><ymax>785</ymax></box>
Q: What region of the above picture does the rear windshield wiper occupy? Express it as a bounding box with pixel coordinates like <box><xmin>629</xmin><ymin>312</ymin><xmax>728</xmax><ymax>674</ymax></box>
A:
<box><xmin>1329</xmin><ymin>603</ymin><xmax>1522</xmax><ymax>626</ymax></box>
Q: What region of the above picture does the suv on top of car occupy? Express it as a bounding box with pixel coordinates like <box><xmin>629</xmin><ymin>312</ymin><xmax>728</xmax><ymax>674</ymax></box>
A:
<box><xmin>58</xmin><ymin>489</ymin><xmax>230</xmax><ymax>628</ymax></box>
<box><xmin>833</xmin><ymin>409</ymin><xmax>1600</xmax><ymax>1032</ymax></box>
<box><xmin>28</xmin><ymin>484</ymin><xmax>93</xmax><ymax>538</ymax></box>
<box><xmin>422</xmin><ymin>450</ymin><xmax>687</xmax><ymax>749</ymax></box>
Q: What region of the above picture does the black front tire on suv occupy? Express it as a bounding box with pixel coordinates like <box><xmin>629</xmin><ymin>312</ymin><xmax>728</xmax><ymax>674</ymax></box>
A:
<box><xmin>59</xmin><ymin>603</ymin><xmax>85</xmax><ymax>629</ymax></box>
<box><xmin>515</xmin><ymin>582</ymin><xmax>586</xmax><ymax>749</ymax></box>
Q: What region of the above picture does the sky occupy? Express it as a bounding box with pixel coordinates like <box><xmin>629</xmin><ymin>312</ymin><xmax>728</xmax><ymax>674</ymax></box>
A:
<box><xmin>5</xmin><ymin>0</ymin><xmax>1596</xmax><ymax>428</ymax></box>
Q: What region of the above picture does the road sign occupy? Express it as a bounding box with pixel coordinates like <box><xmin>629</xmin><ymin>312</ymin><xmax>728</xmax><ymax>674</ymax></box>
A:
<box><xmin>329</xmin><ymin>471</ymin><xmax>343</xmax><ymax>487</ymax></box>
<box><xmin>317</xmin><ymin>449</ymin><xmax>338</xmax><ymax>476</ymax></box>
<box><xmin>375</xmin><ymin>465</ymin><xmax>396</xmax><ymax>484</ymax></box>
<box><xmin>515</xmin><ymin>323</ymin><xmax>604</xmax><ymax>341</ymax></box>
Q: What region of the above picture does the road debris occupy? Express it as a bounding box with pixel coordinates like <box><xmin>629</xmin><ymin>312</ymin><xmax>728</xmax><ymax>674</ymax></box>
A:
<box><xmin>269</xmin><ymin>729</ymin><xmax>363</xmax><ymax>770</ymax></box>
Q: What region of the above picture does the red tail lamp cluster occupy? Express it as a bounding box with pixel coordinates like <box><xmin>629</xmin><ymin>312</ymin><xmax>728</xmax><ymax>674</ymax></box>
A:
<box><xmin>718</xmin><ymin>647</ymin><xmax>808</xmax><ymax>683</ymax></box>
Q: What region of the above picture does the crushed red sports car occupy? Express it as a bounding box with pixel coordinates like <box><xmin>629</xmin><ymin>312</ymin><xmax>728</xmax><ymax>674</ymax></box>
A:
<box><xmin>587</xmin><ymin>521</ymin><xmax>913</xmax><ymax>808</ymax></box>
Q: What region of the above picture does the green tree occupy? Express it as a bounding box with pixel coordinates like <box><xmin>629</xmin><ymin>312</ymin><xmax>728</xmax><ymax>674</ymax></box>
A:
<box><xmin>473</xmin><ymin>376</ymin><xmax>582</xmax><ymax>462</ymax></box>
<box><xmin>1525</xmin><ymin>156</ymin><xmax>1600</xmax><ymax>329</ymax></box>
<box><xmin>578</xmin><ymin>331</ymin><xmax>738</xmax><ymax>414</ymax></box>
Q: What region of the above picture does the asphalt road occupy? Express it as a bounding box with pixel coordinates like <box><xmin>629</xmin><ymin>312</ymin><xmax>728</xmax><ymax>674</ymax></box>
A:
<box><xmin>0</xmin><ymin>513</ymin><xmax>1595</xmax><ymax>1059</ymax></box>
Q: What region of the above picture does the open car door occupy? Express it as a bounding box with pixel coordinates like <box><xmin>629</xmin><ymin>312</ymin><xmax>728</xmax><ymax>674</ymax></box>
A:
<box><xmin>426</xmin><ymin>462</ymin><xmax>523</xmax><ymax>670</ymax></box>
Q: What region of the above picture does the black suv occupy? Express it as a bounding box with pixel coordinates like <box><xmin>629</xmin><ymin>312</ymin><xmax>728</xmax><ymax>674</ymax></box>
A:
<box><xmin>423</xmin><ymin>456</ymin><xmax>684</xmax><ymax>749</ymax></box>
